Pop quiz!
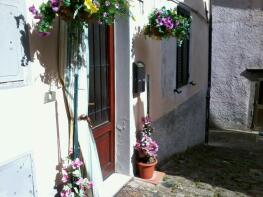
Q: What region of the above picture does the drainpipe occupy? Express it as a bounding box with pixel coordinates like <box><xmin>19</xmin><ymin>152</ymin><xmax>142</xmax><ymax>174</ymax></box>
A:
<box><xmin>205</xmin><ymin>0</ymin><xmax>212</xmax><ymax>144</ymax></box>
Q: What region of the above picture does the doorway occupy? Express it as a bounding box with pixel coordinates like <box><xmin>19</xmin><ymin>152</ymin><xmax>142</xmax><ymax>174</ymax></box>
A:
<box><xmin>253</xmin><ymin>81</ymin><xmax>263</xmax><ymax>129</ymax></box>
<box><xmin>88</xmin><ymin>23</ymin><xmax>115</xmax><ymax>179</ymax></box>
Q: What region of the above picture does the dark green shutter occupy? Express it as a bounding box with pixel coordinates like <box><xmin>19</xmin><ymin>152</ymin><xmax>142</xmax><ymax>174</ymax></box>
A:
<box><xmin>176</xmin><ymin>5</ymin><xmax>190</xmax><ymax>89</ymax></box>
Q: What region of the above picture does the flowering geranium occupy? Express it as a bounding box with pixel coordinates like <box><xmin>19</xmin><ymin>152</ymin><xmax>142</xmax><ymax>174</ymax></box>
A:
<box><xmin>29</xmin><ymin>0</ymin><xmax>130</xmax><ymax>36</ymax></box>
<box><xmin>135</xmin><ymin>116</ymin><xmax>159</xmax><ymax>164</ymax></box>
<box><xmin>59</xmin><ymin>154</ymin><xmax>93</xmax><ymax>197</ymax></box>
<box><xmin>144</xmin><ymin>7</ymin><xmax>191</xmax><ymax>46</ymax></box>
<box><xmin>141</xmin><ymin>116</ymin><xmax>154</xmax><ymax>136</ymax></box>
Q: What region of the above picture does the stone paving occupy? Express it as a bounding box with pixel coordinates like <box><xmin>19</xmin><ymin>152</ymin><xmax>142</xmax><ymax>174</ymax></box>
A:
<box><xmin>115</xmin><ymin>130</ymin><xmax>263</xmax><ymax>197</ymax></box>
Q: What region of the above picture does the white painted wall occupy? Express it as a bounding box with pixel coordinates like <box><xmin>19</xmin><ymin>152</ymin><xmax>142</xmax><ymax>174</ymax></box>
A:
<box><xmin>0</xmin><ymin>0</ymin><xmax>68</xmax><ymax>196</ymax></box>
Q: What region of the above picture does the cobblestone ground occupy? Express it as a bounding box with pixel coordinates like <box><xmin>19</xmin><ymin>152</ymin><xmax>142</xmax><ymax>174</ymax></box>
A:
<box><xmin>115</xmin><ymin>130</ymin><xmax>263</xmax><ymax>197</ymax></box>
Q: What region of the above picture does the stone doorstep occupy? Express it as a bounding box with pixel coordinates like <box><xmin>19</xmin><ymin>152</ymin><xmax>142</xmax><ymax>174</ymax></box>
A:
<box><xmin>135</xmin><ymin>171</ymin><xmax>166</xmax><ymax>185</ymax></box>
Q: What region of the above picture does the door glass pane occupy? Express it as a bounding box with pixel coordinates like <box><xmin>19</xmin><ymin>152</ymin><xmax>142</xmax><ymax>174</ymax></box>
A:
<box><xmin>88</xmin><ymin>23</ymin><xmax>109</xmax><ymax>126</ymax></box>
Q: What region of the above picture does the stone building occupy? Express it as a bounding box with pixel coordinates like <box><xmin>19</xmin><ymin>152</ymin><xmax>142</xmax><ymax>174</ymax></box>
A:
<box><xmin>210</xmin><ymin>0</ymin><xmax>263</xmax><ymax>130</ymax></box>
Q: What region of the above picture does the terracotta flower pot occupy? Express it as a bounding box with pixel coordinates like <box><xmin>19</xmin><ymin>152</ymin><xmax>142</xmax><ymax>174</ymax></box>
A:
<box><xmin>137</xmin><ymin>159</ymin><xmax>157</xmax><ymax>179</ymax></box>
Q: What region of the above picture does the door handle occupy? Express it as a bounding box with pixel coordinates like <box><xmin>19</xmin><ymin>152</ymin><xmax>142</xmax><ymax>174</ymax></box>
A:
<box><xmin>78</xmin><ymin>114</ymin><xmax>94</xmax><ymax>128</ymax></box>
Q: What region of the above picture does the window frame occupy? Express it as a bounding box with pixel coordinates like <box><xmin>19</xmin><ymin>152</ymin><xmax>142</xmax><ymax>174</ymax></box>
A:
<box><xmin>176</xmin><ymin>5</ymin><xmax>191</xmax><ymax>90</ymax></box>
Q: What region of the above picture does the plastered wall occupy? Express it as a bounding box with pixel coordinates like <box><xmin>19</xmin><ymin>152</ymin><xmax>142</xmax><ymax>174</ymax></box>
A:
<box><xmin>0</xmin><ymin>0</ymin><xmax>68</xmax><ymax>196</ymax></box>
<box><xmin>116</xmin><ymin>0</ymin><xmax>209</xmax><ymax>175</ymax></box>
<box><xmin>210</xmin><ymin>0</ymin><xmax>263</xmax><ymax>130</ymax></box>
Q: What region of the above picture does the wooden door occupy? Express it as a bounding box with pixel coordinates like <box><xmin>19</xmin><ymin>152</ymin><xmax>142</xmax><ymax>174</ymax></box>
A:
<box><xmin>88</xmin><ymin>24</ymin><xmax>115</xmax><ymax>179</ymax></box>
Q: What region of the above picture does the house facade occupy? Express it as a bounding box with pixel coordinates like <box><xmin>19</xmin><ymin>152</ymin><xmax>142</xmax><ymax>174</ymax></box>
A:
<box><xmin>210</xmin><ymin>0</ymin><xmax>263</xmax><ymax>131</ymax></box>
<box><xmin>0</xmin><ymin>0</ymin><xmax>210</xmax><ymax>196</ymax></box>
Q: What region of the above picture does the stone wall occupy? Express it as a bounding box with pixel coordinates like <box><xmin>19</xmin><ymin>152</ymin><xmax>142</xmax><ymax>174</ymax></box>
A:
<box><xmin>153</xmin><ymin>90</ymin><xmax>207</xmax><ymax>162</ymax></box>
<box><xmin>210</xmin><ymin>0</ymin><xmax>263</xmax><ymax>130</ymax></box>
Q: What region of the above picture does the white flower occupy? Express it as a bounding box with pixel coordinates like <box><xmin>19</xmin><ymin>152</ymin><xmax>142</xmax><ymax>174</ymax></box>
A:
<box><xmin>115</xmin><ymin>3</ymin><xmax>119</xmax><ymax>9</ymax></box>
<box><xmin>105</xmin><ymin>1</ymin><xmax>110</xmax><ymax>6</ymax></box>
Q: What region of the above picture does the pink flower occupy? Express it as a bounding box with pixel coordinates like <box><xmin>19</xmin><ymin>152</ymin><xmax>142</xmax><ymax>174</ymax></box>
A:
<box><xmin>87</xmin><ymin>181</ymin><xmax>93</xmax><ymax>189</ymax></box>
<box><xmin>61</xmin><ymin>169</ymin><xmax>68</xmax><ymax>183</ymax></box>
<box><xmin>69</xmin><ymin>148</ymin><xmax>73</xmax><ymax>156</ymax></box>
<box><xmin>75</xmin><ymin>178</ymin><xmax>83</xmax><ymax>185</ymax></box>
<box><xmin>142</xmin><ymin>116</ymin><xmax>152</xmax><ymax>125</ymax></box>
<box><xmin>71</xmin><ymin>158</ymin><xmax>83</xmax><ymax>169</ymax></box>
<box><xmin>60</xmin><ymin>189</ymin><xmax>71</xmax><ymax>197</ymax></box>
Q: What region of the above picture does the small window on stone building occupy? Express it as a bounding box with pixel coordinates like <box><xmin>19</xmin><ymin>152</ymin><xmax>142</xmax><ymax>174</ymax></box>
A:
<box><xmin>176</xmin><ymin>5</ymin><xmax>191</xmax><ymax>89</ymax></box>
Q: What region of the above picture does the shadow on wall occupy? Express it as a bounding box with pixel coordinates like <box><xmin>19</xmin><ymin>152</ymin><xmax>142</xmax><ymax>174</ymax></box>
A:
<box><xmin>213</xmin><ymin>0</ymin><xmax>263</xmax><ymax>10</ymax></box>
<box><xmin>16</xmin><ymin>14</ymin><xmax>60</xmax><ymax>86</ymax></box>
<box><xmin>184</xmin><ymin>0</ymin><xmax>209</xmax><ymax>16</ymax></box>
<box><xmin>131</xmin><ymin>28</ymin><xmax>148</xmax><ymax>176</ymax></box>
<box><xmin>132</xmin><ymin>96</ymin><xmax>146</xmax><ymax>176</ymax></box>
<box><xmin>209</xmin><ymin>113</ymin><xmax>222</xmax><ymax>129</ymax></box>
<box><xmin>16</xmin><ymin>14</ymin><xmax>64</xmax><ymax>195</ymax></box>
<box><xmin>131</xmin><ymin>26</ymin><xmax>147</xmax><ymax>60</ymax></box>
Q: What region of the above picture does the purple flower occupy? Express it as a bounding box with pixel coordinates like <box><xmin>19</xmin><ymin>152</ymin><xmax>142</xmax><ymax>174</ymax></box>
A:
<box><xmin>29</xmin><ymin>5</ymin><xmax>38</xmax><ymax>15</ymax></box>
<box><xmin>29</xmin><ymin>5</ymin><xmax>42</xmax><ymax>20</ymax></box>
<box><xmin>37</xmin><ymin>32</ymin><xmax>51</xmax><ymax>37</ymax></box>
<box><xmin>156</xmin><ymin>18</ymin><xmax>163</xmax><ymax>26</ymax></box>
<box><xmin>50</xmin><ymin>0</ymin><xmax>60</xmax><ymax>12</ymax></box>
<box><xmin>71</xmin><ymin>158</ymin><xmax>83</xmax><ymax>169</ymax></box>
<box><xmin>156</xmin><ymin>16</ymin><xmax>175</xmax><ymax>30</ymax></box>
<box><xmin>162</xmin><ymin>17</ymin><xmax>174</xmax><ymax>30</ymax></box>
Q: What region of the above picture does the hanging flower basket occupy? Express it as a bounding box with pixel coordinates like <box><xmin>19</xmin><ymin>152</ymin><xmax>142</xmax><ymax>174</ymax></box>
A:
<box><xmin>143</xmin><ymin>7</ymin><xmax>191</xmax><ymax>46</ymax></box>
<box><xmin>29</xmin><ymin>0</ymin><xmax>130</xmax><ymax>36</ymax></box>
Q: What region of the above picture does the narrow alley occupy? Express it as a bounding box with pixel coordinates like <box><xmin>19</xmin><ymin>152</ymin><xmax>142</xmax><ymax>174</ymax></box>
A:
<box><xmin>116</xmin><ymin>130</ymin><xmax>263</xmax><ymax>197</ymax></box>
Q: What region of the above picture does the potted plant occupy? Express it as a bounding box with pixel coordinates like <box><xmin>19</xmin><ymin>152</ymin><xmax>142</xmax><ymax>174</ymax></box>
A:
<box><xmin>134</xmin><ymin>116</ymin><xmax>159</xmax><ymax>179</ymax></box>
<box><xmin>143</xmin><ymin>6</ymin><xmax>191</xmax><ymax>46</ymax></box>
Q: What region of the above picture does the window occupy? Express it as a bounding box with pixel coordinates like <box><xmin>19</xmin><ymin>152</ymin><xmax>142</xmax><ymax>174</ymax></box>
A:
<box><xmin>88</xmin><ymin>23</ymin><xmax>110</xmax><ymax>126</ymax></box>
<box><xmin>176</xmin><ymin>5</ymin><xmax>191</xmax><ymax>89</ymax></box>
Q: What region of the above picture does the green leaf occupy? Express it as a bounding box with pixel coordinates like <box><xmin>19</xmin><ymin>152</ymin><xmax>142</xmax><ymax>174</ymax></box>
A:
<box><xmin>72</xmin><ymin>169</ymin><xmax>81</xmax><ymax>178</ymax></box>
<box><xmin>64</xmin><ymin>0</ymin><xmax>71</xmax><ymax>7</ymax></box>
<box><xmin>73</xmin><ymin>5</ymin><xmax>83</xmax><ymax>19</ymax></box>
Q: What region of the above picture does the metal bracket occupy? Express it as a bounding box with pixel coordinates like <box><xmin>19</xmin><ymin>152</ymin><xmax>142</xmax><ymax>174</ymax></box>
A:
<box><xmin>189</xmin><ymin>81</ymin><xmax>196</xmax><ymax>86</ymax></box>
<box><xmin>174</xmin><ymin>89</ymin><xmax>182</xmax><ymax>94</ymax></box>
